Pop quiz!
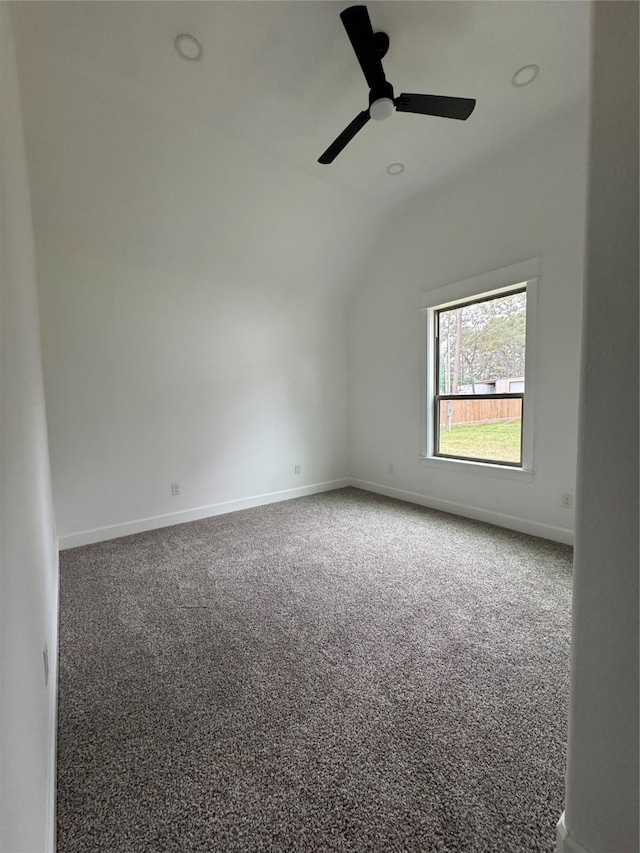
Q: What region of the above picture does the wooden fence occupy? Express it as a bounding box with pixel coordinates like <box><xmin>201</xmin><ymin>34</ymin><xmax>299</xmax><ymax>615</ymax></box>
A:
<box><xmin>439</xmin><ymin>397</ymin><xmax>522</xmax><ymax>427</ymax></box>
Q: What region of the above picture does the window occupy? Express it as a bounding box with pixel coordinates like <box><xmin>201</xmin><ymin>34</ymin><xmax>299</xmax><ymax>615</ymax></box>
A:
<box><xmin>434</xmin><ymin>289</ymin><xmax>526</xmax><ymax>466</ymax></box>
<box><xmin>421</xmin><ymin>259</ymin><xmax>538</xmax><ymax>474</ymax></box>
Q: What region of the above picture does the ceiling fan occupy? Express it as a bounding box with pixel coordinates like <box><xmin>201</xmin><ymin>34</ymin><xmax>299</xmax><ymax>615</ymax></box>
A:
<box><xmin>318</xmin><ymin>5</ymin><xmax>476</xmax><ymax>164</ymax></box>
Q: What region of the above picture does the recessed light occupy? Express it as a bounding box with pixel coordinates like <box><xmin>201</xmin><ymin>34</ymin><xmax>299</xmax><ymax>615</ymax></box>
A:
<box><xmin>175</xmin><ymin>34</ymin><xmax>203</xmax><ymax>62</ymax></box>
<box><xmin>387</xmin><ymin>163</ymin><xmax>405</xmax><ymax>176</ymax></box>
<box><xmin>512</xmin><ymin>64</ymin><xmax>539</xmax><ymax>87</ymax></box>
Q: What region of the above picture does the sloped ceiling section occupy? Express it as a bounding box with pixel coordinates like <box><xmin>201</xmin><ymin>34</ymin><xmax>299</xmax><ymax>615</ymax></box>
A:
<box><xmin>13</xmin><ymin>4</ymin><xmax>382</xmax><ymax>302</ymax></box>
<box><xmin>14</xmin><ymin>1</ymin><xmax>590</xmax><ymax>207</ymax></box>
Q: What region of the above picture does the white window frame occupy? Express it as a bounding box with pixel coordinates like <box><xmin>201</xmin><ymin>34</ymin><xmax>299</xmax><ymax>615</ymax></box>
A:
<box><xmin>420</xmin><ymin>259</ymin><xmax>538</xmax><ymax>481</ymax></box>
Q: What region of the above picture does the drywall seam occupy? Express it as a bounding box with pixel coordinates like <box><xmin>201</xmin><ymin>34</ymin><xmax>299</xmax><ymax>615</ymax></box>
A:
<box><xmin>59</xmin><ymin>479</ymin><xmax>349</xmax><ymax>549</ymax></box>
<box><xmin>349</xmin><ymin>478</ymin><xmax>573</xmax><ymax>545</ymax></box>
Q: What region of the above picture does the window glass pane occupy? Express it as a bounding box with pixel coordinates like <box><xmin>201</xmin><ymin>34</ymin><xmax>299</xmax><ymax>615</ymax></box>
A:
<box><xmin>437</xmin><ymin>397</ymin><xmax>522</xmax><ymax>464</ymax></box>
<box><xmin>437</xmin><ymin>291</ymin><xmax>526</xmax><ymax>395</ymax></box>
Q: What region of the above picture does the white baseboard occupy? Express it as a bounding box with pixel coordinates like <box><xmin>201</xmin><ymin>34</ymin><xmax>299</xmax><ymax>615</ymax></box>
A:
<box><xmin>348</xmin><ymin>478</ymin><xmax>574</xmax><ymax>545</ymax></box>
<box><xmin>556</xmin><ymin>813</ymin><xmax>593</xmax><ymax>853</ymax></box>
<box><xmin>58</xmin><ymin>480</ymin><xmax>350</xmax><ymax>550</ymax></box>
<box><xmin>58</xmin><ymin>476</ymin><xmax>573</xmax><ymax>549</ymax></box>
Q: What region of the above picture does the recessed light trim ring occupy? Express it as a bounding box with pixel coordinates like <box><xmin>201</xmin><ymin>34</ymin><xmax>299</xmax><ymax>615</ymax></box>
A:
<box><xmin>175</xmin><ymin>34</ymin><xmax>203</xmax><ymax>62</ymax></box>
<box><xmin>387</xmin><ymin>163</ymin><xmax>405</xmax><ymax>176</ymax></box>
<box><xmin>512</xmin><ymin>64</ymin><xmax>540</xmax><ymax>87</ymax></box>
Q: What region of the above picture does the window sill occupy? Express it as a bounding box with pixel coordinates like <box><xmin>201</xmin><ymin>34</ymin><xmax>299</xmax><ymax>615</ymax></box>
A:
<box><xmin>420</xmin><ymin>455</ymin><xmax>534</xmax><ymax>482</ymax></box>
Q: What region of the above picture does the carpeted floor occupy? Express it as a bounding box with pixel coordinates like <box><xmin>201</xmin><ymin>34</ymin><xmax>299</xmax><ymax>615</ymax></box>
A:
<box><xmin>57</xmin><ymin>487</ymin><xmax>573</xmax><ymax>852</ymax></box>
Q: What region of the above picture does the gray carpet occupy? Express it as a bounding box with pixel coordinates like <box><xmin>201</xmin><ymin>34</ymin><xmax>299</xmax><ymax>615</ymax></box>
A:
<box><xmin>57</xmin><ymin>487</ymin><xmax>572</xmax><ymax>852</ymax></box>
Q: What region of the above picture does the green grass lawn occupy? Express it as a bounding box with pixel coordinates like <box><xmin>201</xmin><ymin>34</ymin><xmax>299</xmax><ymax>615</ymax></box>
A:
<box><xmin>438</xmin><ymin>420</ymin><xmax>521</xmax><ymax>463</ymax></box>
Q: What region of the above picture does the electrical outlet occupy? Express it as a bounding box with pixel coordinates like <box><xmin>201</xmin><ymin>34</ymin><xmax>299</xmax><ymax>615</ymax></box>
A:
<box><xmin>388</xmin><ymin>463</ymin><xmax>395</xmax><ymax>475</ymax></box>
<box><xmin>294</xmin><ymin>465</ymin><xmax>301</xmax><ymax>475</ymax></box>
<box><xmin>171</xmin><ymin>483</ymin><xmax>180</xmax><ymax>496</ymax></box>
<box><xmin>561</xmin><ymin>493</ymin><xmax>574</xmax><ymax>508</ymax></box>
<box><xmin>43</xmin><ymin>644</ymin><xmax>49</xmax><ymax>686</ymax></box>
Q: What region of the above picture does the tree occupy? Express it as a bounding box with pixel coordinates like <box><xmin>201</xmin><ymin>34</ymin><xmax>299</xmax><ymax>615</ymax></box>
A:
<box><xmin>438</xmin><ymin>292</ymin><xmax>526</xmax><ymax>392</ymax></box>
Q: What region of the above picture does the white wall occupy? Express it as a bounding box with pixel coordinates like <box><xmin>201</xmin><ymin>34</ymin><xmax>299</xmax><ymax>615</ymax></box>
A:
<box><xmin>348</xmin><ymin>104</ymin><xmax>589</xmax><ymax>543</ymax></box>
<box><xmin>559</xmin><ymin>3</ymin><xmax>639</xmax><ymax>851</ymax></box>
<box><xmin>0</xmin><ymin>6</ymin><xmax>58</xmax><ymax>852</ymax></box>
<box><xmin>14</xmin><ymin>30</ymin><xmax>379</xmax><ymax>547</ymax></box>
<box><xmin>13</xmin><ymin>4</ymin><xmax>590</xmax><ymax>550</ymax></box>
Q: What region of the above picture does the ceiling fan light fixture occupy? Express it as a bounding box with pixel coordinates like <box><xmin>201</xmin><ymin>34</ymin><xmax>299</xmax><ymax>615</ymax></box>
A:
<box><xmin>370</xmin><ymin>97</ymin><xmax>395</xmax><ymax>121</ymax></box>
<box><xmin>174</xmin><ymin>34</ymin><xmax>203</xmax><ymax>62</ymax></box>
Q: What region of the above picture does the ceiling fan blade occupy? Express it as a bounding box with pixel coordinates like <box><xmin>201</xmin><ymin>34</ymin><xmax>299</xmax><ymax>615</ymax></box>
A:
<box><xmin>318</xmin><ymin>110</ymin><xmax>371</xmax><ymax>164</ymax></box>
<box><xmin>396</xmin><ymin>93</ymin><xmax>476</xmax><ymax>120</ymax></box>
<box><xmin>340</xmin><ymin>5</ymin><xmax>387</xmax><ymax>91</ymax></box>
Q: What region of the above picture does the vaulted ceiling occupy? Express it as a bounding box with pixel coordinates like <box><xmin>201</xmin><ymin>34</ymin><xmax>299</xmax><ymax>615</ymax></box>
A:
<box><xmin>14</xmin><ymin>1</ymin><xmax>590</xmax><ymax>211</ymax></box>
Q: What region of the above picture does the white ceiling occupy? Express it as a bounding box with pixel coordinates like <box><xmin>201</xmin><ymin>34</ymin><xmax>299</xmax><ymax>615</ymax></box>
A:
<box><xmin>13</xmin><ymin>1</ymin><xmax>591</xmax><ymax>210</ymax></box>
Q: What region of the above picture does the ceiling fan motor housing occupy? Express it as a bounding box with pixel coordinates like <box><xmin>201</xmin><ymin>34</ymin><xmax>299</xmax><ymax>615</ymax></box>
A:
<box><xmin>369</xmin><ymin>80</ymin><xmax>394</xmax><ymax>107</ymax></box>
